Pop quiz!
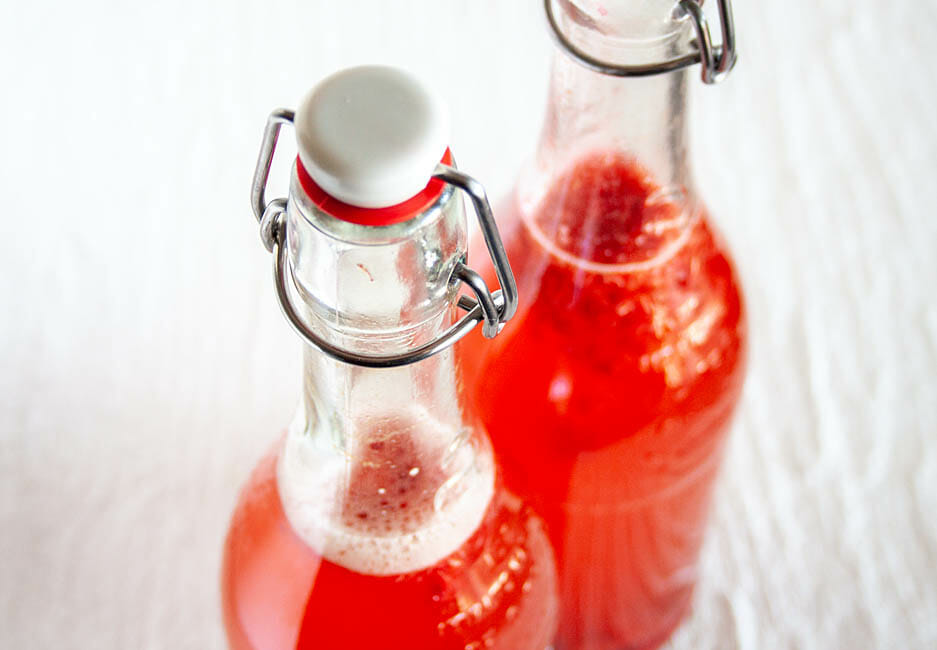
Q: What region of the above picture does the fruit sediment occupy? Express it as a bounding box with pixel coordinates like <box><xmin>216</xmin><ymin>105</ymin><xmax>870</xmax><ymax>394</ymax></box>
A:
<box><xmin>462</xmin><ymin>152</ymin><xmax>746</xmax><ymax>649</ymax></box>
<box><xmin>222</xmin><ymin>417</ymin><xmax>558</xmax><ymax>650</ymax></box>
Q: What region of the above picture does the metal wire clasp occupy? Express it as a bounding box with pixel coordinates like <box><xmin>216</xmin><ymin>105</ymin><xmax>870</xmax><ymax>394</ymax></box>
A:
<box><xmin>250</xmin><ymin>110</ymin><xmax>518</xmax><ymax>369</ymax></box>
<box><xmin>544</xmin><ymin>0</ymin><xmax>737</xmax><ymax>84</ymax></box>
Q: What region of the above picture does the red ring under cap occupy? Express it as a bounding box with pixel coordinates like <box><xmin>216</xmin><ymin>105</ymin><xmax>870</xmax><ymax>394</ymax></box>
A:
<box><xmin>296</xmin><ymin>149</ymin><xmax>453</xmax><ymax>227</ymax></box>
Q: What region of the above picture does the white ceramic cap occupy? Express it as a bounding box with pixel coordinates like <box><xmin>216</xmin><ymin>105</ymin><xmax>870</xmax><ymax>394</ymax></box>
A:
<box><xmin>295</xmin><ymin>65</ymin><xmax>450</xmax><ymax>209</ymax></box>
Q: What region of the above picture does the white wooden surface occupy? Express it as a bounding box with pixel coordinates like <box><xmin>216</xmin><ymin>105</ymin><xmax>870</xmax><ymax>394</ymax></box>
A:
<box><xmin>2</xmin><ymin>1</ymin><xmax>936</xmax><ymax>648</ymax></box>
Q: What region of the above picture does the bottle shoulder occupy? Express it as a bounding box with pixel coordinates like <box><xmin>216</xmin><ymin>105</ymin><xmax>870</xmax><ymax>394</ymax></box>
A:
<box><xmin>489</xmin><ymin>203</ymin><xmax>747</xmax><ymax>361</ymax></box>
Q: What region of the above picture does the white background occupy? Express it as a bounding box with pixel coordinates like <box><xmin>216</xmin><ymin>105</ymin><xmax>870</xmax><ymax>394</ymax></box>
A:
<box><xmin>2</xmin><ymin>1</ymin><xmax>936</xmax><ymax>648</ymax></box>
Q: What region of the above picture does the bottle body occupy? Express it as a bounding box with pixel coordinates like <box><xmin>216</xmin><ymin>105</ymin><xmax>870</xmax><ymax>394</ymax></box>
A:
<box><xmin>459</xmin><ymin>7</ymin><xmax>747</xmax><ymax>647</ymax></box>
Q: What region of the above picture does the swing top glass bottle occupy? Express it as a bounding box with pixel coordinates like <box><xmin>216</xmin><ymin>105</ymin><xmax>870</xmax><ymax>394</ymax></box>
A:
<box><xmin>460</xmin><ymin>2</ymin><xmax>746</xmax><ymax>649</ymax></box>
<box><xmin>222</xmin><ymin>65</ymin><xmax>557</xmax><ymax>650</ymax></box>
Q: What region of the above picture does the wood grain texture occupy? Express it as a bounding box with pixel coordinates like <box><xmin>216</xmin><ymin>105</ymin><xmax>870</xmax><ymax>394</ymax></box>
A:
<box><xmin>1</xmin><ymin>0</ymin><xmax>934</xmax><ymax>647</ymax></box>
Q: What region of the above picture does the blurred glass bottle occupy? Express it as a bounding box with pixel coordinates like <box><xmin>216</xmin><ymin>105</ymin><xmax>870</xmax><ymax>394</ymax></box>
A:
<box><xmin>459</xmin><ymin>2</ymin><xmax>747</xmax><ymax>648</ymax></box>
<box><xmin>222</xmin><ymin>65</ymin><xmax>557</xmax><ymax>650</ymax></box>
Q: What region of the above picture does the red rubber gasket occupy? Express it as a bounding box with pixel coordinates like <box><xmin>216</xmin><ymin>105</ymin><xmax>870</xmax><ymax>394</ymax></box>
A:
<box><xmin>296</xmin><ymin>149</ymin><xmax>453</xmax><ymax>226</ymax></box>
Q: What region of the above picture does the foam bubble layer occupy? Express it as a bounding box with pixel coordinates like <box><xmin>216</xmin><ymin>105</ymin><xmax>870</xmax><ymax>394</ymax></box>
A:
<box><xmin>277</xmin><ymin>409</ymin><xmax>494</xmax><ymax>576</ymax></box>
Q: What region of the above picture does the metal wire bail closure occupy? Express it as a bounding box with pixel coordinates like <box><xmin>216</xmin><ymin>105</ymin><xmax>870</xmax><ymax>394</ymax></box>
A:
<box><xmin>250</xmin><ymin>110</ymin><xmax>518</xmax><ymax>369</ymax></box>
<box><xmin>544</xmin><ymin>0</ymin><xmax>737</xmax><ymax>84</ymax></box>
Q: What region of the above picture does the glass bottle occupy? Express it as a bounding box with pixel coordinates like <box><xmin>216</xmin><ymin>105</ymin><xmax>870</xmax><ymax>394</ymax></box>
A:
<box><xmin>459</xmin><ymin>2</ymin><xmax>747</xmax><ymax>649</ymax></box>
<box><xmin>222</xmin><ymin>66</ymin><xmax>558</xmax><ymax>650</ymax></box>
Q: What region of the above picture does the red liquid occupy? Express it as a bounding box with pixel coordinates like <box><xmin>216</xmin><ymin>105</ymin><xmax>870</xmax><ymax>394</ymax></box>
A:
<box><xmin>222</xmin><ymin>447</ymin><xmax>558</xmax><ymax>649</ymax></box>
<box><xmin>461</xmin><ymin>153</ymin><xmax>747</xmax><ymax>650</ymax></box>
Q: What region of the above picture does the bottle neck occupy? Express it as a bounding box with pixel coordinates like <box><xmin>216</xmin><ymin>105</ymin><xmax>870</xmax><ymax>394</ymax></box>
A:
<box><xmin>516</xmin><ymin>1</ymin><xmax>702</xmax><ymax>268</ymax></box>
<box><xmin>277</xmin><ymin>172</ymin><xmax>495</xmax><ymax>576</ymax></box>
<box><xmin>534</xmin><ymin>52</ymin><xmax>693</xmax><ymax>196</ymax></box>
<box><xmin>531</xmin><ymin>1</ymin><xmax>699</xmax><ymax>193</ymax></box>
<box><xmin>287</xmin><ymin>175</ymin><xmax>470</xmax><ymax>454</ymax></box>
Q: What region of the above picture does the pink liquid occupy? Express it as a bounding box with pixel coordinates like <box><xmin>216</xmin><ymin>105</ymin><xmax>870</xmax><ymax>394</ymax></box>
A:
<box><xmin>222</xmin><ymin>431</ymin><xmax>558</xmax><ymax>649</ymax></box>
